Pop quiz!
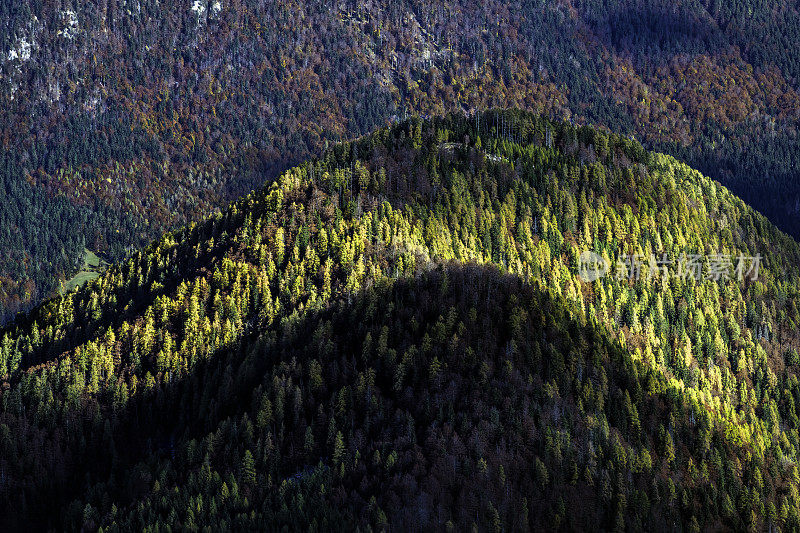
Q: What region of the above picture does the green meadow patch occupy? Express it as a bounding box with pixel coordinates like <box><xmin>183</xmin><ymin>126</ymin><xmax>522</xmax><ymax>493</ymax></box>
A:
<box><xmin>63</xmin><ymin>249</ymin><xmax>107</xmax><ymax>292</ymax></box>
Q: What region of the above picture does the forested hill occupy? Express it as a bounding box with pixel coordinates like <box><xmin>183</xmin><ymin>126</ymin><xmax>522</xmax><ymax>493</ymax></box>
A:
<box><xmin>2</xmin><ymin>110</ymin><xmax>800</xmax><ymax>530</ymax></box>
<box><xmin>3</xmin><ymin>0</ymin><xmax>800</xmax><ymax>322</ymax></box>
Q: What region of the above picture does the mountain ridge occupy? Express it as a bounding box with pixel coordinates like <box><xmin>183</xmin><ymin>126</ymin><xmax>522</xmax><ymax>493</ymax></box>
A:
<box><xmin>2</xmin><ymin>110</ymin><xmax>800</xmax><ymax>530</ymax></box>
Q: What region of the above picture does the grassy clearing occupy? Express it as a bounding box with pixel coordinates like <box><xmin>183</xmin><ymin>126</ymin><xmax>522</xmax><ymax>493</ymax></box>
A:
<box><xmin>63</xmin><ymin>249</ymin><xmax>108</xmax><ymax>292</ymax></box>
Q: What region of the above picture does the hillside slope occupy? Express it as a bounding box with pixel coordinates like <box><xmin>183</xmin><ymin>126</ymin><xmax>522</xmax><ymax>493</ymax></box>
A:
<box><xmin>3</xmin><ymin>0</ymin><xmax>800</xmax><ymax>321</ymax></box>
<box><xmin>2</xmin><ymin>111</ymin><xmax>800</xmax><ymax>530</ymax></box>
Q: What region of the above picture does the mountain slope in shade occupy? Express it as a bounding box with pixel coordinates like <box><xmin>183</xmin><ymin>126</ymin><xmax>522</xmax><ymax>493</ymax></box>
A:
<box><xmin>75</xmin><ymin>266</ymin><xmax>729</xmax><ymax>531</ymax></box>
<box><xmin>2</xmin><ymin>110</ymin><xmax>800</xmax><ymax>530</ymax></box>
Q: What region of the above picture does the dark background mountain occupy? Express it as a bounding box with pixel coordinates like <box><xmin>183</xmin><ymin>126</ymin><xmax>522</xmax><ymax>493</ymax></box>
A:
<box><xmin>2</xmin><ymin>0</ymin><xmax>800</xmax><ymax>321</ymax></box>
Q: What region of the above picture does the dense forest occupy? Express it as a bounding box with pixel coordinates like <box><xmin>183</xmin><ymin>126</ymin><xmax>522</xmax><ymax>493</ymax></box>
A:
<box><xmin>2</xmin><ymin>110</ymin><xmax>800</xmax><ymax>530</ymax></box>
<box><xmin>2</xmin><ymin>0</ymin><xmax>800</xmax><ymax>321</ymax></box>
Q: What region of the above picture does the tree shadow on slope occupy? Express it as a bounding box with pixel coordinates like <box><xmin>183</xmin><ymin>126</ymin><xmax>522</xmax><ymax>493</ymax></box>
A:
<box><xmin>583</xmin><ymin>1</ymin><xmax>727</xmax><ymax>62</ymax></box>
<box><xmin>11</xmin><ymin>263</ymin><xmax>762</xmax><ymax>531</ymax></box>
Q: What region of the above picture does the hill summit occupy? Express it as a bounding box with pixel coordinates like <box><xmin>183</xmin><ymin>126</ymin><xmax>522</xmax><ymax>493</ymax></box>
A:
<box><xmin>2</xmin><ymin>110</ymin><xmax>800</xmax><ymax>530</ymax></box>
